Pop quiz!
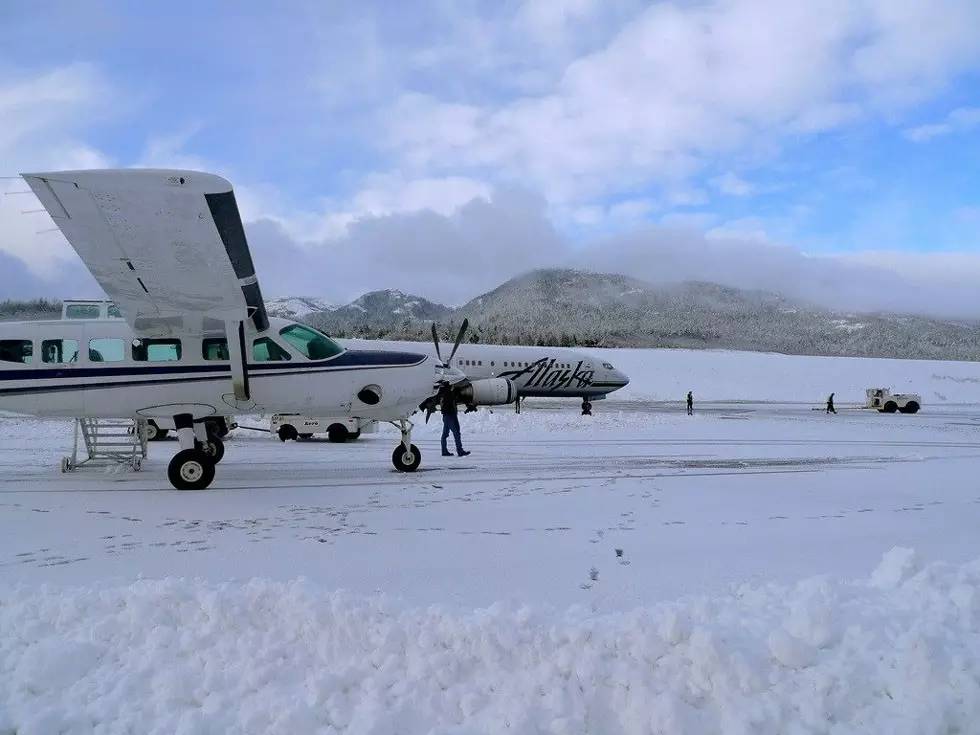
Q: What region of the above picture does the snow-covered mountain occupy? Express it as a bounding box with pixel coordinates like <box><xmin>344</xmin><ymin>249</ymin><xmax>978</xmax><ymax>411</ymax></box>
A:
<box><xmin>287</xmin><ymin>268</ymin><xmax>980</xmax><ymax>360</ymax></box>
<box><xmin>453</xmin><ymin>269</ymin><xmax>980</xmax><ymax>361</ymax></box>
<box><xmin>304</xmin><ymin>289</ymin><xmax>452</xmax><ymax>337</ymax></box>
<box><xmin>265</xmin><ymin>296</ymin><xmax>337</xmax><ymax>319</ymax></box>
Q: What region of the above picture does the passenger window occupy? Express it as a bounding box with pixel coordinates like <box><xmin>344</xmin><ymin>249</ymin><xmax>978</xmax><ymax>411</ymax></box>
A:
<box><xmin>0</xmin><ymin>340</ymin><xmax>32</xmax><ymax>364</ymax></box>
<box><xmin>202</xmin><ymin>338</ymin><xmax>230</xmax><ymax>361</ymax></box>
<box><xmin>65</xmin><ymin>304</ymin><xmax>101</xmax><ymax>319</ymax></box>
<box><xmin>107</xmin><ymin>304</ymin><xmax>122</xmax><ymax>318</ymax></box>
<box><xmin>89</xmin><ymin>338</ymin><xmax>125</xmax><ymax>362</ymax></box>
<box><xmin>253</xmin><ymin>337</ymin><xmax>291</xmax><ymax>362</ymax></box>
<box><xmin>278</xmin><ymin>324</ymin><xmax>343</xmax><ymax>360</ymax></box>
<box><xmin>132</xmin><ymin>338</ymin><xmax>181</xmax><ymax>362</ymax></box>
<box><xmin>42</xmin><ymin>339</ymin><xmax>79</xmax><ymax>364</ymax></box>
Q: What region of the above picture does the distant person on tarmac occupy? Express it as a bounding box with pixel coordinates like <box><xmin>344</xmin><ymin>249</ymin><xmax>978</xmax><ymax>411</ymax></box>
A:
<box><xmin>826</xmin><ymin>392</ymin><xmax>837</xmax><ymax>414</ymax></box>
<box><xmin>439</xmin><ymin>384</ymin><xmax>470</xmax><ymax>457</ymax></box>
<box><xmin>687</xmin><ymin>391</ymin><xmax>694</xmax><ymax>416</ymax></box>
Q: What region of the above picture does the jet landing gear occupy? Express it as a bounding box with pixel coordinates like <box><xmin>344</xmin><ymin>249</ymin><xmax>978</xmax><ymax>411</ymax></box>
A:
<box><xmin>581</xmin><ymin>399</ymin><xmax>593</xmax><ymax>416</ymax></box>
<box><xmin>390</xmin><ymin>419</ymin><xmax>421</xmax><ymax>472</ymax></box>
<box><xmin>167</xmin><ymin>414</ymin><xmax>217</xmax><ymax>490</ymax></box>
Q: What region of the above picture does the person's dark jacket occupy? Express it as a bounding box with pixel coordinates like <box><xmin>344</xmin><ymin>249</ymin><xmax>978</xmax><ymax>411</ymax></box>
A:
<box><xmin>439</xmin><ymin>386</ymin><xmax>458</xmax><ymax>416</ymax></box>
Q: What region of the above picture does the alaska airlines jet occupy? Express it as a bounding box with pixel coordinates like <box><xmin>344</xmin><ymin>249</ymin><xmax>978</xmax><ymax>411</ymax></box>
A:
<box><xmin>340</xmin><ymin>336</ymin><xmax>630</xmax><ymax>414</ymax></box>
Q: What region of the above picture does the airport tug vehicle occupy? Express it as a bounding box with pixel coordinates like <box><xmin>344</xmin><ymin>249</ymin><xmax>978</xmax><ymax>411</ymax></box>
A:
<box><xmin>865</xmin><ymin>387</ymin><xmax>921</xmax><ymax>414</ymax></box>
<box><xmin>271</xmin><ymin>414</ymin><xmax>377</xmax><ymax>442</ymax></box>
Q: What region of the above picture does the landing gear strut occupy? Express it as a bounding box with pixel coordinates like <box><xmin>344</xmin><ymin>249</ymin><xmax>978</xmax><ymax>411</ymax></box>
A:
<box><xmin>582</xmin><ymin>400</ymin><xmax>593</xmax><ymax>416</ymax></box>
<box><xmin>390</xmin><ymin>419</ymin><xmax>421</xmax><ymax>472</ymax></box>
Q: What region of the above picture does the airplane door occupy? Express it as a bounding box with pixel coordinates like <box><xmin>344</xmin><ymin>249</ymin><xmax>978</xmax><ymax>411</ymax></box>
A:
<box><xmin>37</xmin><ymin>336</ymin><xmax>83</xmax><ymax>415</ymax></box>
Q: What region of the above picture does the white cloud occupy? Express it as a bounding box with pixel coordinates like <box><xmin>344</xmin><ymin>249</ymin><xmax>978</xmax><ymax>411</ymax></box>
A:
<box><xmin>710</xmin><ymin>172</ymin><xmax>754</xmax><ymax>197</ymax></box>
<box><xmin>0</xmin><ymin>64</ymin><xmax>114</xmax><ymax>282</ymax></box>
<box><xmin>904</xmin><ymin>107</ymin><xmax>980</xmax><ymax>142</ymax></box>
<box><xmin>382</xmin><ymin>0</ymin><xmax>980</xmax><ymax>205</ymax></box>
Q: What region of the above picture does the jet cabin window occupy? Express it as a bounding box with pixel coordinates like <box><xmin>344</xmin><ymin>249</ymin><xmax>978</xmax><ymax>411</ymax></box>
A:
<box><xmin>253</xmin><ymin>337</ymin><xmax>291</xmax><ymax>362</ymax></box>
<box><xmin>0</xmin><ymin>340</ymin><xmax>32</xmax><ymax>364</ymax></box>
<box><xmin>88</xmin><ymin>338</ymin><xmax>125</xmax><ymax>363</ymax></box>
<box><xmin>132</xmin><ymin>339</ymin><xmax>181</xmax><ymax>362</ymax></box>
<box><xmin>42</xmin><ymin>339</ymin><xmax>79</xmax><ymax>364</ymax></box>
<box><xmin>278</xmin><ymin>324</ymin><xmax>343</xmax><ymax>360</ymax></box>
<box><xmin>202</xmin><ymin>338</ymin><xmax>230</xmax><ymax>361</ymax></box>
<box><xmin>65</xmin><ymin>304</ymin><xmax>101</xmax><ymax>319</ymax></box>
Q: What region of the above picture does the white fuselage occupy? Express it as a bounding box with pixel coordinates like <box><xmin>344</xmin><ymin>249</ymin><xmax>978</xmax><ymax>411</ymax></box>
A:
<box><xmin>340</xmin><ymin>339</ymin><xmax>630</xmax><ymax>399</ymax></box>
<box><xmin>0</xmin><ymin>317</ymin><xmax>435</xmax><ymax>421</ymax></box>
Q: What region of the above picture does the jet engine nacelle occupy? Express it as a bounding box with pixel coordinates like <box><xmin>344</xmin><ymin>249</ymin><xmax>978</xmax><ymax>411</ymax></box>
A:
<box><xmin>457</xmin><ymin>378</ymin><xmax>517</xmax><ymax>406</ymax></box>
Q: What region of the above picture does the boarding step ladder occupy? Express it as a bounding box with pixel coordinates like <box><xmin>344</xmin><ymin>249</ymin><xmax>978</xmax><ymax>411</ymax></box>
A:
<box><xmin>61</xmin><ymin>418</ymin><xmax>148</xmax><ymax>473</ymax></box>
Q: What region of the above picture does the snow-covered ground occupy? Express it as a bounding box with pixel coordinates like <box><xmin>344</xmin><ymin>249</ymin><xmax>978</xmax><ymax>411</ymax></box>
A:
<box><xmin>596</xmin><ymin>347</ymin><xmax>980</xmax><ymax>404</ymax></box>
<box><xmin>1</xmin><ymin>348</ymin><xmax>979</xmax><ymax>733</ymax></box>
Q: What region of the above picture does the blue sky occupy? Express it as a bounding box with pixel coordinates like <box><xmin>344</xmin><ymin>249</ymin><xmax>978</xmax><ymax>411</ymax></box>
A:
<box><xmin>1</xmin><ymin>0</ymin><xmax>979</xmax><ymax>313</ymax></box>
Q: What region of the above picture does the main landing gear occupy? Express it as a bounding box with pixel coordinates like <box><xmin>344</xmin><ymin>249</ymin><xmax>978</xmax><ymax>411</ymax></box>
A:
<box><xmin>390</xmin><ymin>418</ymin><xmax>421</xmax><ymax>472</ymax></box>
<box><xmin>166</xmin><ymin>414</ymin><xmax>224</xmax><ymax>490</ymax></box>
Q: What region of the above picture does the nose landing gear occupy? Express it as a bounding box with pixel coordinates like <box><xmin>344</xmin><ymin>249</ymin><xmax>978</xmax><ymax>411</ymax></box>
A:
<box><xmin>390</xmin><ymin>418</ymin><xmax>421</xmax><ymax>472</ymax></box>
<box><xmin>581</xmin><ymin>400</ymin><xmax>593</xmax><ymax>416</ymax></box>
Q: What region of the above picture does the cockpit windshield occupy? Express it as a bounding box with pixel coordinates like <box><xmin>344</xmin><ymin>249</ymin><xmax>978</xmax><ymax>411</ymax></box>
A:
<box><xmin>279</xmin><ymin>324</ymin><xmax>344</xmax><ymax>361</ymax></box>
<box><xmin>602</xmin><ymin>362</ymin><xmax>615</xmax><ymax>370</ymax></box>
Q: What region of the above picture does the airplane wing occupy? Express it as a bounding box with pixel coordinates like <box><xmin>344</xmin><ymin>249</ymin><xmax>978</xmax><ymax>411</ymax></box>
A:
<box><xmin>21</xmin><ymin>169</ymin><xmax>269</xmax><ymax>337</ymax></box>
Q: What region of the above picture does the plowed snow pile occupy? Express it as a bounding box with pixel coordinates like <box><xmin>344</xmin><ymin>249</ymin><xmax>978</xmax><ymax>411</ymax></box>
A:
<box><xmin>2</xmin><ymin>548</ymin><xmax>978</xmax><ymax>734</ymax></box>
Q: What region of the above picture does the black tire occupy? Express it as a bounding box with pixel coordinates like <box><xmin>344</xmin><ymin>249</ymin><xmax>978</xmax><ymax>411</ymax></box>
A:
<box><xmin>167</xmin><ymin>449</ymin><xmax>215</xmax><ymax>490</ymax></box>
<box><xmin>146</xmin><ymin>420</ymin><xmax>169</xmax><ymax>441</ymax></box>
<box><xmin>883</xmin><ymin>402</ymin><xmax>898</xmax><ymax>414</ymax></box>
<box><xmin>327</xmin><ymin>424</ymin><xmax>349</xmax><ymax>443</ymax></box>
<box><xmin>901</xmin><ymin>402</ymin><xmax>920</xmax><ymax>414</ymax></box>
<box><xmin>277</xmin><ymin>425</ymin><xmax>298</xmax><ymax>442</ymax></box>
<box><xmin>196</xmin><ymin>436</ymin><xmax>225</xmax><ymax>464</ymax></box>
<box><xmin>392</xmin><ymin>443</ymin><xmax>422</xmax><ymax>472</ymax></box>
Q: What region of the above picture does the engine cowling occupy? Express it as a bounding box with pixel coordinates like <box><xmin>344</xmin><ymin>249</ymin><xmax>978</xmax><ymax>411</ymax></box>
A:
<box><xmin>457</xmin><ymin>378</ymin><xmax>517</xmax><ymax>406</ymax></box>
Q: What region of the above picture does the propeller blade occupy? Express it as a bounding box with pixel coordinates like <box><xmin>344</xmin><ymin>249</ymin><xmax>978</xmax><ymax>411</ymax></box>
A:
<box><xmin>430</xmin><ymin>323</ymin><xmax>444</xmax><ymax>365</ymax></box>
<box><xmin>447</xmin><ymin>318</ymin><xmax>469</xmax><ymax>364</ymax></box>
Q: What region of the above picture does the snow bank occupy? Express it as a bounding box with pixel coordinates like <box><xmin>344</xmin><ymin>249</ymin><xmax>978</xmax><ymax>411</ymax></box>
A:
<box><xmin>2</xmin><ymin>550</ymin><xmax>979</xmax><ymax>734</ymax></box>
<box><xmin>594</xmin><ymin>347</ymin><xmax>980</xmax><ymax>404</ymax></box>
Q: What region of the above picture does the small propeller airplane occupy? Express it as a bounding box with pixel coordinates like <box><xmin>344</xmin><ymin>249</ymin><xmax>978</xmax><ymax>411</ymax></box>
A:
<box><xmin>0</xmin><ymin>168</ymin><xmax>461</xmax><ymax>490</ymax></box>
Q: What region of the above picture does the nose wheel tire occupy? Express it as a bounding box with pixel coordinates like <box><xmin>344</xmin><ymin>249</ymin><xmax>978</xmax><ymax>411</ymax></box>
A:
<box><xmin>167</xmin><ymin>449</ymin><xmax>215</xmax><ymax>490</ymax></box>
<box><xmin>196</xmin><ymin>436</ymin><xmax>225</xmax><ymax>464</ymax></box>
<box><xmin>392</xmin><ymin>444</ymin><xmax>422</xmax><ymax>472</ymax></box>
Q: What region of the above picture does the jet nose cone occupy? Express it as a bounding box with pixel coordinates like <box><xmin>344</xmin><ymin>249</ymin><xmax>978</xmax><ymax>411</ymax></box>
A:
<box><xmin>615</xmin><ymin>370</ymin><xmax>630</xmax><ymax>387</ymax></box>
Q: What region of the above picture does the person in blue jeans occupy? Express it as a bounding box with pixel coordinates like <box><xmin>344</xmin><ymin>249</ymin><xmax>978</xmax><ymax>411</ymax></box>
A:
<box><xmin>439</xmin><ymin>384</ymin><xmax>470</xmax><ymax>457</ymax></box>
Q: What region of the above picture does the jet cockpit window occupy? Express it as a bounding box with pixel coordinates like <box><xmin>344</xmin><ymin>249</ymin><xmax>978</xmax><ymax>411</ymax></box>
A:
<box><xmin>42</xmin><ymin>339</ymin><xmax>79</xmax><ymax>364</ymax></box>
<box><xmin>278</xmin><ymin>324</ymin><xmax>343</xmax><ymax>360</ymax></box>
<box><xmin>0</xmin><ymin>339</ymin><xmax>32</xmax><ymax>364</ymax></box>
<box><xmin>253</xmin><ymin>337</ymin><xmax>291</xmax><ymax>362</ymax></box>
<box><xmin>602</xmin><ymin>362</ymin><xmax>615</xmax><ymax>370</ymax></box>
<box><xmin>202</xmin><ymin>338</ymin><xmax>230</xmax><ymax>361</ymax></box>
<box><xmin>132</xmin><ymin>338</ymin><xmax>182</xmax><ymax>362</ymax></box>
